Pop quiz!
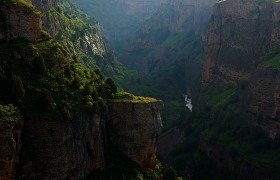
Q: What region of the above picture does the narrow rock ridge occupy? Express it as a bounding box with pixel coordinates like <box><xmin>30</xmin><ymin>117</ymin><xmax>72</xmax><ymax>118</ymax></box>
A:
<box><xmin>108</xmin><ymin>101</ymin><xmax>163</xmax><ymax>169</ymax></box>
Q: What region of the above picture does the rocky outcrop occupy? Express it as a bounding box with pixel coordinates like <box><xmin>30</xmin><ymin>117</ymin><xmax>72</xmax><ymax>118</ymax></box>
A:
<box><xmin>18</xmin><ymin>114</ymin><xmax>106</xmax><ymax>179</ymax></box>
<box><xmin>203</xmin><ymin>0</ymin><xmax>280</xmax><ymax>86</ymax></box>
<box><xmin>0</xmin><ymin>2</ymin><xmax>42</xmax><ymax>42</ymax></box>
<box><xmin>108</xmin><ymin>101</ymin><xmax>163</xmax><ymax>169</ymax></box>
<box><xmin>0</xmin><ymin>121</ymin><xmax>22</xmax><ymax>180</ymax></box>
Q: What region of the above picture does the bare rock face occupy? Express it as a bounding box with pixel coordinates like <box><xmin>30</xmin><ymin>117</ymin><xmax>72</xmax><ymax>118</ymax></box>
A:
<box><xmin>19</xmin><ymin>114</ymin><xmax>105</xmax><ymax>179</ymax></box>
<box><xmin>203</xmin><ymin>0</ymin><xmax>280</xmax><ymax>137</ymax></box>
<box><xmin>246</xmin><ymin>67</ymin><xmax>280</xmax><ymax>138</ymax></box>
<box><xmin>108</xmin><ymin>101</ymin><xmax>163</xmax><ymax>169</ymax></box>
<box><xmin>0</xmin><ymin>121</ymin><xmax>22</xmax><ymax>180</ymax></box>
<box><xmin>203</xmin><ymin>0</ymin><xmax>280</xmax><ymax>86</ymax></box>
<box><xmin>147</xmin><ymin>0</ymin><xmax>216</xmax><ymax>34</ymax></box>
<box><xmin>0</xmin><ymin>3</ymin><xmax>42</xmax><ymax>42</ymax></box>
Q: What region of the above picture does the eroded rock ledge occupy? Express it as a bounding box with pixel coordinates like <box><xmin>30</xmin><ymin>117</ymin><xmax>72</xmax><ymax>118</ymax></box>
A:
<box><xmin>108</xmin><ymin>101</ymin><xmax>163</xmax><ymax>169</ymax></box>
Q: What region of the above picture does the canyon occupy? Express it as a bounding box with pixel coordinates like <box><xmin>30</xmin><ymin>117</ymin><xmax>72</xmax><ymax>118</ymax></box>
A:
<box><xmin>2</xmin><ymin>0</ymin><xmax>280</xmax><ymax>179</ymax></box>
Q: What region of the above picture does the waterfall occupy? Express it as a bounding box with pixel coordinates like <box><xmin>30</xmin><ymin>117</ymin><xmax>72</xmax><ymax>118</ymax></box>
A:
<box><xmin>184</xmin><ymin>95</ymin><xmax>192</xmax><ymax>111</ymax></box>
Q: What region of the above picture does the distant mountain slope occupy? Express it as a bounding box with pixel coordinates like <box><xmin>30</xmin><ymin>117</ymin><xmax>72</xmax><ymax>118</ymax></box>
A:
<box><xmin>71</xmin><ymin>0</ymin><xmax>166</xmax><ymax>50</ymax></box>
<box><xmin>119</xmin><ymin>0</ymin><xmax>216</xmax><ymax>126</ymax></box>
<box><xmin>30</xmin><ymin>0</ymin><xmax>129</xmax><ymax>80</ymax></box>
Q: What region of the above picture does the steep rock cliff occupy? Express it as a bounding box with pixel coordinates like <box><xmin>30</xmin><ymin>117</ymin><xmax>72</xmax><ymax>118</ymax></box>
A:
<box><xmin>16</xmin><ymin>101</ymin><xmax>163</xmax><ymax>179</ymax></box>
<box><xmin>0</xmin><ymin>1</ymin><xmax>42</xmax><ymax>42</ymax></box>
<box><xmin>108</xmin><ymin>101</ymin><xmax>163</xmax><ymax>169</ymax></box>
<box><xmin>18</xmin><ymin>114</ymin><xmax>105</xmax><ymax>179</ymax></box>
<box><xmin>203</xmin><ymin>0</ymin><xmax>280</xmax><ymax>137</ymax></box>
<box><xmin>203</xmin><ymin>0</ymin><xmax>280</xmax><ymax>86</ymax></box>
<box><xmin>0</xmin><ymin>121</ymin><xmax>22</xmax><ymax>180</ymax></box>
<box><xmin>246</xmin><ymin>67</ymin><xmax>280</xmax><ymax>138</ymax></box>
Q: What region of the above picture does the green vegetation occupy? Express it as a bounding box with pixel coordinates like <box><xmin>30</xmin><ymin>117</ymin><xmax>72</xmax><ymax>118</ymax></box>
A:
<box><xmin>0</xmin><ymin>0</ymin><xmax>41</xmax><ymax>14</ymax></box>
<box><xmin>0</xmin><ymin>104</ymin><xmax>21</xmax><ymax>122</ymax></box>
<box><xmin>118</xmin><ymin>30</ymin><xmax>203</xmax><ymax>131</ymax></box>
<box><xmin>43</xmin><ymin>1</ymin><xmax>129</xmax><ymax>84</ymax></box>
<box><xmin>157</xmin><ymin>79</ymin><xmax>280</xmax><ymax>179</ymax></box>
<box><xmin>261</xmin><ymin>46</ymin><xmax>280</xmax><ymax>69</ymax></box>
<box><xmin>164</xmin><ymin>106</ymin><xmax>280</xmax><ymax>179</ymax></box>
<box><xmin>111</xmin><ymin>91</ymin><xmax>158</xmax><ymax>103</ymax></box>
<box><xmin>0</xmin><ymin>36</ymin><xmax>118</xmax><ymax>120</ymax></box>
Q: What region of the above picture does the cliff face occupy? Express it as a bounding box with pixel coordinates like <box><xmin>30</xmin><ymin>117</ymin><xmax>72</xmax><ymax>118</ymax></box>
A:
<box><xmin>15</xmin><ymin>102</ymin><xmax>163</xmax><ymax>179</ymax></box>
<box><xmin>0</xmin><ymin>121</ymin><xmax>22</xmax><ymax>180</ymax></box>
<box><xmin>203</xmin><ymin>0</ymin><xmax>280</xmax><ymax>86</ymax></box>
<box><xmin>0</xmin><ymin>2</ymin><xmax>42</xmax><ymax>42</ymax></box>
<box><xmin>141</xmin><ymin>0</ymin><xmax>216</xmax><ymax>35</ymax></box>
<box><xmin>246</xmin><ymin>67</ymin><xmax>280</xmax><ymax>138</ymax></box>
<box><xmin>203</xmin><ymin>0</ymin><xmax>280</xmax><ymax>137</ymax></box>
<box><xmin>18</xmin><ymin>114</ymin><xmax>105</xmax><ymax>179</ymax></box>
<box><xmin>108</xmin><ymin>101</ymin><xmax>163</xmax><ymax>169</ymax></box>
